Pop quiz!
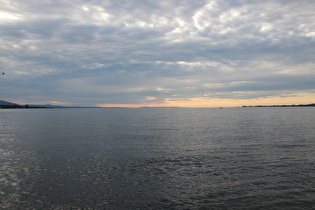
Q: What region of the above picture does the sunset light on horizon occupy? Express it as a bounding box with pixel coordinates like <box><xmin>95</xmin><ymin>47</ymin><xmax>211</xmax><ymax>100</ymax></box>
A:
<box><xmin>96</xmin><ymin>92</ymin><xmax>315</xmax><ymax>108</ymax></box>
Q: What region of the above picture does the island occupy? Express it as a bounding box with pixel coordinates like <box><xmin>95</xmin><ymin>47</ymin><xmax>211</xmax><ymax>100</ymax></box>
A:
<box><xmin>242</xmin><ymin>103</ymin><xmax>315</xmax><ymax>108</ymax></box>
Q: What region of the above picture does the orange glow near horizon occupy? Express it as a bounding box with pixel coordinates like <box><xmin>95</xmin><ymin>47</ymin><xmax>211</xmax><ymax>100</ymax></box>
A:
<box><xmin>96</xmin><ymin>103</ymin><xmax>168</xmax><ymax>108</ymax></box>
<box><xmin>96</xmin><ymin>93</ymin><xmax>315</xmax><ymax>108</ymax></box>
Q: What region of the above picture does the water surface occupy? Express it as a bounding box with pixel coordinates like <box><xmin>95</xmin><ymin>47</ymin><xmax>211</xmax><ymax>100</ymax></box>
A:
<box><xmin>1</xmin><ymin>107</ymin><xmax>315</xmax><ymax>209</ymax></box>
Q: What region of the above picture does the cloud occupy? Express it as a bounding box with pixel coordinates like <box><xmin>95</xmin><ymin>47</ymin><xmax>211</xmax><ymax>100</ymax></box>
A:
<box><xmin>0</xmin><ymin>0</ymin><xmax>315</xmax><ymax>106</ymax></box>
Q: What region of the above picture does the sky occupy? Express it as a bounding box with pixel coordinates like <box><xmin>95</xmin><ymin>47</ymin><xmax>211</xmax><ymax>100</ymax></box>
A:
<box><xmin>0</xmin><ymin>0</ymin><xmax>315</xmax><ymax>107</ymax></box>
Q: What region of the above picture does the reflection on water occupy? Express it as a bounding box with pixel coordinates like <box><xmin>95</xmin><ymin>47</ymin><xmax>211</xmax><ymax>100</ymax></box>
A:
<box><xmin>1</xmin><ymin>108</ymin><xmax>315</xmax><ymax>209</ymax></box>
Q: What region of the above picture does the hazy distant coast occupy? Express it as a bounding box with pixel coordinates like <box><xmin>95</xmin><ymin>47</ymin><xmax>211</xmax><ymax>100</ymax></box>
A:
<box><xmin>0</xmin><ymin>100</ymin><xmax>68</xmax><ymax>109</ymax></box>
<box><xmin>242</xmin><ymin>103</ymin><xmax>315</xmax><ymax>108</ymax></box>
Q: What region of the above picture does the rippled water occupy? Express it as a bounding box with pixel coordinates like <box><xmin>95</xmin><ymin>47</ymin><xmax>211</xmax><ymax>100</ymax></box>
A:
<box><xmin>1</xmin><ymin>107</ymin><xmax>315</xmax><ymax>209</ymax></box>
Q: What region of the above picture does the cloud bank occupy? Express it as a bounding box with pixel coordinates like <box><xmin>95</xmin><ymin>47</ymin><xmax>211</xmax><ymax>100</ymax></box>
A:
<box><xmin>1</xmin><ymin>0</ymin><xmax>315</xmax><ymax>107</ymax></box>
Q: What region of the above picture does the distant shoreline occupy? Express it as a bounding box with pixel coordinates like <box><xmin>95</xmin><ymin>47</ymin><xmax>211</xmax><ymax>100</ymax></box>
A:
<box><xmin>0</xmin><ymin>100</ymin><xmax>98</xmax><ymax>109</ymax></box>
<box><xmin>242</xmin><ymin>103</ymin><xmax>315</xmax><ymax>108</ymax></box>
<box><xmin>0</xmin><ymin>105</ymin><xmax>52</xmax><ymax>109</ymax></box>
<box><xmin>0</xmin><ymin>105</ymin><xmax>97</xmax><ymax>109</ymax></box>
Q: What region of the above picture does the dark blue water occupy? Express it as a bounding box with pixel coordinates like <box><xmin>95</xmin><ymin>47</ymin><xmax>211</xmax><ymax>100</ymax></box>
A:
<box><xmin>1</xmin><ymin>107</ymin><xmax>315</xmax><ymax>209</ymax></box>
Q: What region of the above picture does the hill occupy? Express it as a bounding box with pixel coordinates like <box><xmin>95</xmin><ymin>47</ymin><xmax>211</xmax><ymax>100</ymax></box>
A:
<box><xmin>0</xmin><ymin>100</ymin><xmax>23</xmax><ymax>108</ymax></box>
<box><xmin>0</xmin><ymin>100</ymin><xmax>20</xmax><ymax>106</ymax></box>
<box><xmin>0</xmin><ymin>100</ymin><xmax>52</xmax><ymax>108</ymax></box>
<box><xmin>0</xmin><ymin>100</ymin><xmax>94</xmax><ymax>108</ymax></box>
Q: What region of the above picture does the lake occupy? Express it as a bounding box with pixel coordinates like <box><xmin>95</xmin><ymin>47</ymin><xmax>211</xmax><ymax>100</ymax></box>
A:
<box><xmin>1</xmin><ymin>107</ymin><xmax>315</xmax><ymax>209</ymax></box>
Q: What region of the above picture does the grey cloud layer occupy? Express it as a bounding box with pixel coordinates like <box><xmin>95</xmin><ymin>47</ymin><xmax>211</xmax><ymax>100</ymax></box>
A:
<box><xmin>1</xmin><ymin>0</ymin><xmax>315</xmax><ymax>105</ymax></box>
